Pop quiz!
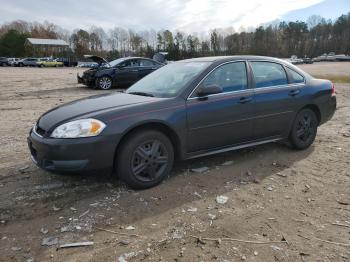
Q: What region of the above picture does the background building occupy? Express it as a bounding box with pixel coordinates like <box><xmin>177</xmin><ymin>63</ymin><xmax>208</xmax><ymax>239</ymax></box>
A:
<box><xmin>24</xmin><ymin>38</ymin><xmax>69</xmax><ymax>57</ymax></box>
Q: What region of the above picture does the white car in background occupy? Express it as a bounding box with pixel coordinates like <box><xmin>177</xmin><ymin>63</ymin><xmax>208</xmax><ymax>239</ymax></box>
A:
<box><xmin>7</xmin><ymin>58</ymin><xmax>20</xmax><ymax>66</ymax></box>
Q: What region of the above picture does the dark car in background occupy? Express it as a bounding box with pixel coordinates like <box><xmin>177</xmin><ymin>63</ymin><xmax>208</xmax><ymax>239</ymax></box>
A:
<box><xmin>77</xmin><ymin>55</ymin><xmax>163</xmax><ymax>89</ymax></box>
<box><xmin>0</xmin><ymin>57</ymin><xmax>9</xmax><ymax>66</ymax></box>
<box><xmin>303</xmin><ymin>57</ymin><xmax>313</xmax><ymax>64</ymax></box>
<box><xmin>76</xmin><ymin>62</ymin><xmax>99</xmax><ymax>68</ymax></box>
<box><xmin>28</xmin><ymin>56</ymin><xmax>336</xmax><ymax>189</ymax></box>
<box><xmin>14</xmin><ymin>58</ymin><xmax>39</xmax><ymax>67</ymax></box>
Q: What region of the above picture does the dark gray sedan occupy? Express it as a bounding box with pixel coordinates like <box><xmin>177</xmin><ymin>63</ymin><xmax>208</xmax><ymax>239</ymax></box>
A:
<box><xmin>28</xmin><ymin>56</ymin><xmax>336</xmax><ymax>189</ymax></box>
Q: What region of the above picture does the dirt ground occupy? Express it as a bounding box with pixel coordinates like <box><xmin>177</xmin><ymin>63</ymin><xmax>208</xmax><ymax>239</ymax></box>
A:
<box><xmin>0</xmin><ymin>62</ymin><xmax>349</xmax><ymax>262</ymax></box>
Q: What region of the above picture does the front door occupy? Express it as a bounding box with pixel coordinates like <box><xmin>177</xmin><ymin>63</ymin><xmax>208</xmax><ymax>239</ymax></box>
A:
<box><xmin>186</xmin><ymin>61</ymin><xmax>255</xmax><ymax>153</ymax></box>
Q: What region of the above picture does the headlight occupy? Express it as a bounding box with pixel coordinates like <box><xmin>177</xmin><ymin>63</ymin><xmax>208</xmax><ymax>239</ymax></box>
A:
<box><xmin>50</xmin><ymin>118</ymin><xmax>106</xmax><ymax>138</ymax></box>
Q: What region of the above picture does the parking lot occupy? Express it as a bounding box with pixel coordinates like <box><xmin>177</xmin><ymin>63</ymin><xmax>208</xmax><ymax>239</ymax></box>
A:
<box><xmin>0</xmin><ymin>63</ymin><xmax>350</xmax><ymax>261</ymax></box>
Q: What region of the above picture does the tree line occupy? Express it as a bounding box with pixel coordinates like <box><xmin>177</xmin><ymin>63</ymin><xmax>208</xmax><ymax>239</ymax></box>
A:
<box><xmin>0</xmin><ymin>12</ymin><xmax>349</xmax><ymax>60</ymax></box>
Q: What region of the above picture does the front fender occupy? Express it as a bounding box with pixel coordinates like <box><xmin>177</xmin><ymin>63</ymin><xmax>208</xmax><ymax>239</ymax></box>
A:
<box><xmin>95</xmin><ymin>68</ymin><xmax>115</xmax><ymax>78</ymax></box>
<box><xmin>99</xmin><ymin>99</ymin><xmax>188</xmax><ymax>159</ymax></box>
<box><xmin>117</xmin><ymin>119</ymin><xmax>186</xmax><ymax>159</ymax></box>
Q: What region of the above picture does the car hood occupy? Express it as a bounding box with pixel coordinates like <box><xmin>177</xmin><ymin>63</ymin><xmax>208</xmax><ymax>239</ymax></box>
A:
<box><xmin>37</xmin><ymin>93</ymin><xmax>158</xmax><ymax>132</ymax></box>
<box><xmin>84</xmin><ymin>55</ymin><xmax>109</xmax><ymax>66</ymax></box>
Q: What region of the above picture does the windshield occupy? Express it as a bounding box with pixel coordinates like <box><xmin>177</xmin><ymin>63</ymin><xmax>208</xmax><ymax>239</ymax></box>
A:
<box><xmin>126</xmin><ymin>62</ymin><xmax>210</xmax><ymax>98</ymax></box>
<box><xmin>109</xmin><ymin>58</ymin><xmax>128</xmax><ymax>67</ymax></box>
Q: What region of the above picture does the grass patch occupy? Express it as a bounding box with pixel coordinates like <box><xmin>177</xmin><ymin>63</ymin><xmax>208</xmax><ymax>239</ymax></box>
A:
<box><xmin>313</xmin><ymin>75</ymin><xmax>350</xmax><ymax>83</ymax></box>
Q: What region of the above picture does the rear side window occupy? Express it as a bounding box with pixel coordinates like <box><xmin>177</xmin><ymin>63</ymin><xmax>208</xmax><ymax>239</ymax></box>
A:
<box><xmin>139</xmin><ymin>59</ymin><xmax>158</xmax><ymax>67</ymax></box>
<box><xmin>286</xmin><ymin>67</ymin><xmax>304</xmax><ymax>83</ymax></box>
<box><xmin>251</xmin><ymin>62</ymin><xmax>288</xmax><ymax>88</ymax></box>
<box><xmin>202</xmin><ymin>62</ymin><xmax>248</xmax><ymax>93</ymax></box>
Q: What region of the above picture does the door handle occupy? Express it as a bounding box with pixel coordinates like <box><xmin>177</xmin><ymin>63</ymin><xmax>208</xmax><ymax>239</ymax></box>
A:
<box><xmin>289</xmin><ymin>89</ymin><xmax>300</xmax><ymax>96</ymax></box>
<box><xmin>239</xmin><ymin>96</ymin><xmax>253</xmax><ymax>104</ymax></box>
<box><xmin>131</xmin><ymin>69</ymin><xmax>138</xmax><ymax>72</ymax></box>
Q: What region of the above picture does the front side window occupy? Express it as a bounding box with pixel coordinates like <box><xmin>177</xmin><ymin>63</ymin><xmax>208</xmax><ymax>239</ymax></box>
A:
<box><xmin>119</xmin><ymin>59</ymin><xmax>139</xmax><ymax>68</ymax></box>
<box><xmin>286</xmin><ymin>67</ymin><xmax>304</xmax><ymax>83</ymax></box>
<box><xmin>202</xmin><ymin>62</ymin><xmax>248</xmax><ymax>93</ymax></box>
<box><xmin>251</xmin><ymin>62</ymin><xmax>288</xmax><ymax>88</ymax></box>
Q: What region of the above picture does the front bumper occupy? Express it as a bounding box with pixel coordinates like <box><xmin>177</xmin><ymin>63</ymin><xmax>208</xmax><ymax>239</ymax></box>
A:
<box><xmin>27</xmin><ymin>130</ymin><xmax>117</xmax><ymax>174</ymax></box>
<box><xmin>77</xmin><ymin>73</ymin><xmax>95</xmax><ymax>86</ymax></box>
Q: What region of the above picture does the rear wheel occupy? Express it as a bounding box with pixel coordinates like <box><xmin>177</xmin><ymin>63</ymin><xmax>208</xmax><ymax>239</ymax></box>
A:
<box><xmin>116</xmin><ymin>130</ymin><xmax>174</xmax><ymax>189</ymax></box>
<box><xmin>289</xmin><ymin>108</ymin><xmax>318</xmax><ymax>150</ymax></box>
<box><xmin>97</xmin><ymin>76</ymin><xmax>112</xmax><ymax>90</ymax></box>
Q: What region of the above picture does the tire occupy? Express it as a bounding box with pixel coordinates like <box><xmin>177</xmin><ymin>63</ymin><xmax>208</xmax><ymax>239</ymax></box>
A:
<box><xmin>97</xmin><ymin>76</ymin><xmax>112</xmax><ymax>90</ymax></box>
<box><xmin>289</xmin><ymin>108</ymin><xmax>318</xmax><ymax>150</ymax></box>
<box><xmin>116</xmin><ymin>130</ymin><xmax>174</xmax><ymax>189</ymax></box>
<box><xmin>19</xmin><ymin>63</ymin><xmax>23</xmax><ymax>67</ymax></box>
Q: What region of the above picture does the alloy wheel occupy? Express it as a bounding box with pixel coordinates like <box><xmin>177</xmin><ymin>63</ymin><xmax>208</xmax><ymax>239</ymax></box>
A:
<box><xmin>131</xmin><ymin>140</ymin><xmax>169</xmax><ymax>182</ymax></box>
<box><xmin>99</xmin><ymin>77</ymin><xmax>112</xmax><ymax>89</ymax></box>
<box><xmin>295</xmin><ymin>113</ymin><xmax>315</xmax><ymax>143</ymax></box>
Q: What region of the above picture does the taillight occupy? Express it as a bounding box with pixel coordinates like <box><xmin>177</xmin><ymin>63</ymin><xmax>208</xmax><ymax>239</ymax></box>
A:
<box><xmin>331</xmin><ymin>83</ymin><xmax>336</xmax><ymax>96</ymax></box>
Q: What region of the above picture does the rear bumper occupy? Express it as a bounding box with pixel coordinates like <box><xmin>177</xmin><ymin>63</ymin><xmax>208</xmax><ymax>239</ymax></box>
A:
<box><xmin>27</xmin><ymin>131</ymin><xmax>118</xmax><ymax>174</ymax></box>
<box><xmin>319</xmin><ymin>95</ymin><xmax>336</xmax><ymax>125</ymax></box>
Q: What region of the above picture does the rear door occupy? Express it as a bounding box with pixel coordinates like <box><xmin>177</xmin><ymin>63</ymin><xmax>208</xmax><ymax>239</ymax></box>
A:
<box><xmin>186</xmin><ymin>61</ymin><xmax>255</xmax><ymax>152</ymax></box>
<box><xmin>249</xmin><ymin>61</ymin><xmax>305</xmax><ymax>139</ymax></box>
<box><xmin>138</xmin><ymin>59</ymin><xmax>161</xmax><ymax>79</ymax></box>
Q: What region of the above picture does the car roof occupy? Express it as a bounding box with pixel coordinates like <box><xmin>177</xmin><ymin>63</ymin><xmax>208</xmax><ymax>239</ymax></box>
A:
<box><xmin>179</xmin><ymin>55</ymin><xmax>286</xmax><ymax>63</ymax></box>
<box><xmin>122</xmin><ymin>57</ymin><xmax>155</xmax><ymax>60</ymax></box>
<box><xmin>177</xmin><ymin>55</ymin><xmax>309</xmax><ymax>80</ymax></box>
<box><xmin>178</xmin><ymin>55</ymin><xmax>304</xmax><ymax>72</ymax></box>
<box><xmin>118</xmin><ymin>57</ymin><xmax>162</xmax><ymax>64</ymax></box>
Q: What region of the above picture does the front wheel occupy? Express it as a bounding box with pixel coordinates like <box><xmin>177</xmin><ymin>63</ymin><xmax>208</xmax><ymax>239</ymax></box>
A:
<box><xmin>116</xmin><ymin>130</ymin><xmax>174</xmax><ymax>189</ymax></box>
<box><xmin>289</xmin><ymin>108</ymin><xmax>318</xmax><ymax>150</ymax></box>
<box><xmin>97</xmin><ymin>76</ymin><xmax>112</xmax><ymax>90</ymax></box>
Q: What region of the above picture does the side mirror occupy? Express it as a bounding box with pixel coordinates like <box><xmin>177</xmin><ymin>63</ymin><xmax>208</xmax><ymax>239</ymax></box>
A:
<box><xmin>197</xmin><ymin>84</ymin><xmax>223</xmax><ymax>97</ymax></box>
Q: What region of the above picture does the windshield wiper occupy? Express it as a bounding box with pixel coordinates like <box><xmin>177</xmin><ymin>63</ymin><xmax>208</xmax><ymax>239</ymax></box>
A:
<box><xmin>128</xmin><ymin>91</ymin><xmax>154</xmax><ymax>97</ymax></box>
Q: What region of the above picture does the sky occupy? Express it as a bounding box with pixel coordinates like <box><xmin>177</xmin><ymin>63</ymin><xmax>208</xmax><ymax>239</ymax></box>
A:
<box><xmin>283</xmin><ymin>0</ymin><xmax>350</xmax><ymax>21</ymax></box>
<box><xmin>0</xmin><ymin>0</ymin><xmax>349</xmax><ymax>33</ymax></box>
